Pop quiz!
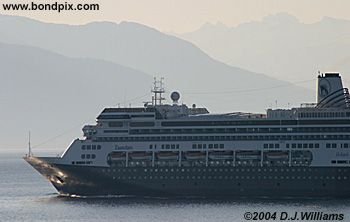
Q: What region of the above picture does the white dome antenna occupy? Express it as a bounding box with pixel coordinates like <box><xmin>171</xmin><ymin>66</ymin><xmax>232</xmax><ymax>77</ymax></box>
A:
<box><xmin>170</xmin><ymin>91</ymin><xmax>180</xmax><ymax>104</ymax></box>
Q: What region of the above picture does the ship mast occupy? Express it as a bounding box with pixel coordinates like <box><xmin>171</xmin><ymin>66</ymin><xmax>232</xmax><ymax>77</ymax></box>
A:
<box><xmin>151</xmin><ymin>77</ymin><xmax>165</xmax><ymax>106</ymax></box>
<box><xmin>28</xmin><ymin>131</ymin><xmax>32</xmax><ymax>157</ymax></box>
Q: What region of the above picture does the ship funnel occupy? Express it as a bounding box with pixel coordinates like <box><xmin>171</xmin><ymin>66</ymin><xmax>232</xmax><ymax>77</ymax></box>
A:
<box><xmin>316</xmin><ymin>73</ymin><xmax>350</xmax><ymax>109</ymax></box>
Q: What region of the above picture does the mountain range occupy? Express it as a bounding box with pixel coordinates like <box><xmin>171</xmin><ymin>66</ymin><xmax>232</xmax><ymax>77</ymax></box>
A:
<box><xmin>179</xmin><ymin>13</ymin><xmax>350</xmax><ymax>88</ymax></box>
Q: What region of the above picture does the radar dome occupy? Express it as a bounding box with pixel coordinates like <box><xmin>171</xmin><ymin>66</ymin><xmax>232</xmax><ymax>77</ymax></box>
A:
<box><xmin>170</xmin><ymin>91</ymin><xmax>180</xmax><ymax>103</ymax></box>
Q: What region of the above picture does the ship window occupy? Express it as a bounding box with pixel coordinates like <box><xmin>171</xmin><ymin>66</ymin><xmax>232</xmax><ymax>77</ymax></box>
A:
<box><xmin>81</xmin><ymin>154</ymin><xmax>85</xmax><ymax>159</ymax></box>
<box><xmin>286</xmin><ymin>144</ymin><xmax>290</xmax><ymax>149</ymax></box>
<box><xmin>326</xmin><ymin>143</ymin><xmax>331</xmax><ymax>148</ymax></box>
<box><xmin>97</xmin><ymin>145</ymin><xmax>101</xmax><ymax>150</ymax></box>
<box><xmin>92</xmin><ymin>154</ymin><xmax>96</xmax><ymax>159</ymax></box>
<box><xmin>171</xmin><ymin>144</ymin><xmax>175</xmax><ymax>149</ymax></box>
<box><xmin>209</xmin><ymin>144</ymin><xmax>213</xmax><ymax>149</ymax></box>
<box><xmin>86</xmin><ymin>154</ymin><xmax>91</xmax><ymax>159</ymax></box>
<box><xmin>344</xmin><ymin>144</ymin><xmax>349</xmax><ymax>148</ymax></box>
<box><xmin>108</xmin><ymin>122</ymin><xmax>123</xmax><ymax>127</ymax></box>
<box><xmin>220</xmin><ymin>144</ymin><xmax>224</xmax><ymax>149</ymax></box>
<box><xmin>161</xmin><ymin>144</ymin><xmax>164</xmax><ymax>149</ymax></box>
<box><xmin>297</xmin><ymin>144</ymin><xmax>302</xmax><ymax>149</ymax></box>
<box><xmin>214</xmin><ymin>144</ymin><xmax>219</xmax><ymax>149</ymax></box>
<box><xmin>303</xmin><ymin>144</ymin><xmax>307</xmax><ymax>148</ymax></box>
<box><xmin>149</xmin><ymin>144</ymin><xmax>153</xmax><ymax>149</ymax></box>
<box><xmin>315</xmin><ymin>144</ymin><xmax>319</xmax><ymax>148</ymax></box>
<box><xmin>176</xmin><ymin>144</ymin><xmax>179</xmax><ymax>149</ymax></box>
<box><xmin>269</xmin><ymin>144</ymin><xmax>274</xmax><ymax>148</ymax></box>
<box><xmin>130</xmin><ymin>122</ymin><xmax>155</xmax><ymax>127</ymax></box>
<box><xmin>275</xmin><ymin>144</ymin><xmax>280</xmax><ymax>149</ymax></box>
<box><xmin>263</xmin><ymin>144</ymin><xmax>268</xmax><ymax>149</ymax></box>
<box><xmin>82</xmin><ymin>145</ymin><xmax>86</xmax><ymax>150</ymax></box>
<box><xmin>198</xmin><ymin>144</ymin><xmax>202</xmax><ymax>149</ymax></box>
<box><xmin>92</xmin><ymin>145</ymin><xmax>96</xmax><ymax>150</ymax></box>
<box><xmin>192</xmin><ymin>144</ymin><xmax>197</xmax><ymax>149</ymax></box>
<box><xmin>332</xmin><ymin>144</ymin><xmax>337</xmax><ymax>148</ymax></box>
<box><xmin>309</xmin><ymin>144</ymin><xmax>314</xmax><ymax>148</ymax></box>
<box><xmin>166</xmin><ymin>144</ymin><xmax>170</xmax><ymax>149</ymax></box>
<box><xmin>87</xmin><ymin>145</ymin><xmax>91</xmax><ymax>150</ymax></box>
<box><xmin>337</xmin><ymin>160</ymin><xmax>347</xmax><ymax>164</ymax></box>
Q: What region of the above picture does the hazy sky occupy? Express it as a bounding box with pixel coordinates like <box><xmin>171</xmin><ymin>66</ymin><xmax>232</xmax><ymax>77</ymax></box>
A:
<box><xmin>2</xmin><ymin>0</ymin><xmax>350</xmax><ymax>32</ymax></box>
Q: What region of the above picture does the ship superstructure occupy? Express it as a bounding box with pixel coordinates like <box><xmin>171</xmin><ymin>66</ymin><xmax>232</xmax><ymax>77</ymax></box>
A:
<box><xmin>25</xmin><ymin>73</ymin><xmax>350</xmax><ymax>197</ymax></box>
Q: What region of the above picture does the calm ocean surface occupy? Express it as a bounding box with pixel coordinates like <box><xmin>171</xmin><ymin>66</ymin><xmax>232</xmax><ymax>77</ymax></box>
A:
<box><xmin>1</xmin><ymin>151</ymin><xmax>350</xmax><ymax>222</ymax></box>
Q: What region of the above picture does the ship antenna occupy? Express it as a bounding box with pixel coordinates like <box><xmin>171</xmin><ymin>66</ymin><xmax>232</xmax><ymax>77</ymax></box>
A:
<box><xmin>152</xmin><ymin>77</ymin><xmax>165</xmax><ymax>106</ymax></box>
<box><xmin>28</xmin><ymin>131</ymin><xmax>32</xmax><ymax>157</ymax></box>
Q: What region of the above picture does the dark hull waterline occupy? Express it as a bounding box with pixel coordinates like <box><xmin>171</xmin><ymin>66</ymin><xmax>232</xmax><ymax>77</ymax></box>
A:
<box><xmin>25</xmin><ymin>156</ymin><xmax>350</xmax><ymax>198</ymax></box>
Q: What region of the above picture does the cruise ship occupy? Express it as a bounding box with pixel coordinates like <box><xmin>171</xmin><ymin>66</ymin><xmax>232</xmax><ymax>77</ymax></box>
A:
<box><xmin>25</xmin><ymin>73</ymin><xmax>350</xmax><ymax>197</ymax></box>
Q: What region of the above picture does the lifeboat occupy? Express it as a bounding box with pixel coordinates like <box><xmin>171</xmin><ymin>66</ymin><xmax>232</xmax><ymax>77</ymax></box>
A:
<box><xmin>209</xmin><ymin>151</ymin><xmax>233</xmax><ymax>160</ymax></box>
<box><xmin>156</xmin><ymin>151</ymin><xmax>179</xmax><ymax>160</ymax></box>
<box><xmin>265</xmin><ymin>151</ymin><xmax>289</xmax><ymax>160</ymax></box>
<box><xmin>236</xmin><ymin>151</ymin><xmax>261</xmax><ymax>160</ymax></box>
<box><xmin>108</xmin><ymin>152</ymin><xmax>126</xmax><ymax>161</ymax></box>
<box><xmin>129</xmin><ymin>152</ymin><xmax>152</xmax><ymax>161</ymax></box>
<box><xmin>185</xmin><ymin>151</ymin><xmax>206</xmax><ymax>160</ymax></box>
